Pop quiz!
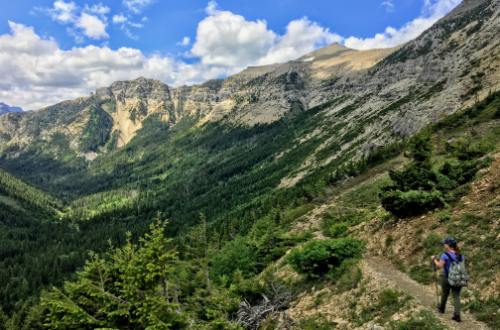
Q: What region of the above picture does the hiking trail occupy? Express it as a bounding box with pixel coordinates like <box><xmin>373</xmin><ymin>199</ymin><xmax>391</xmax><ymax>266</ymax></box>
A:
<box><xmin>361</xmin><ymin>256</ymin><xmax>490</xmax><ymax>330</ymax></box>
<box><xmin>292</xmin><ymin>191</ymin><xmax>491</xmax><ymax>329</ymax></box>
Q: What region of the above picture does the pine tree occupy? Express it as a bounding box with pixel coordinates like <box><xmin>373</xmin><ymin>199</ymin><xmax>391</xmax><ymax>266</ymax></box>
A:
<box><xmin>36</xmin><ymin>219</ymin><xmax>188</xmax><ymax>329</ymax></box>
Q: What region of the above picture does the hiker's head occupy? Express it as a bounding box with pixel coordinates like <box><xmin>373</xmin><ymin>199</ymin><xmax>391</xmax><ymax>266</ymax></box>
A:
<box><xmin>442</xmin><ymin>236</ymin><xmax>457</xmax><ymax>250</ymax></box>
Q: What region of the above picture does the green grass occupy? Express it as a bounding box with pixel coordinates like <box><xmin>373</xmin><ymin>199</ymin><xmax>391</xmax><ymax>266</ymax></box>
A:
<box><xmin>467</xmin><ymin>297</ymin><xmax>500</xmax><ymax>329</ymax></box>
<box><xmin>298</xmin><ymin>316</ymin><xmax>337</xmax><ymax>329</ymax></box>
<box><xmin>409</xmin><ymin>265</ymin><xmax>435</xmax><ymax>285</ymax></box>
<box><xmin>388</xmin><ymin>310</ymin><xmax>447</xmax><ymax>330</ymax></box>
<box><xmin>334</xmin><ymin>261</ymin><xmax>362</xmax><ymax>293</ymax></box>
<box><xmin>354</xmin><ymin>289</ymin><xmax>410</xmax><ymax>326</ymax></box>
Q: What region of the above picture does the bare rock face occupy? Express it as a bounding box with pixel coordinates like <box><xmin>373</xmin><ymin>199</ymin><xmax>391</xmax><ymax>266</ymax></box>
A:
<box><xmin>0</xmin><ymin>0</ymin><xmax>498</xmax><ymax>164</ymax></box>
<box><xmin>94</xmin><ymin>77</ymin><xmax>175</xmax><ymax>147</ymax></box>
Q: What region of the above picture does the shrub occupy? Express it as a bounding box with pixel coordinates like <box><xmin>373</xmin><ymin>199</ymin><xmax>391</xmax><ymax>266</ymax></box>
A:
<box><xmin>326</xmin><ymin>223</ymin><xmax>349</xmax><ymax>238</ymax></box>
<box><xmin>321</xmin><ymin>208</ymin><xmax>368</xmax><ymax>237</ymax></box>
<box><xmin>355</xmin><ymin>289</ymin><xmax>408</xmax><ymax>325</ymax></box>
<box><xmin>387</xmin><ymin>165</ymin><xmax>438</xmax><ymax>191</ymax></box>
<box><xmin>436</xmin><ymin>210</ymin><xmax>451</xmax><ymax>222</ymax></box>
<box><xmin>449</xmin><ymin>137</ymin><xmax>492</xmax><ymax>161</ymax></box>
<box><xmin>287</xmin><ymin>238</ymin><xmax>364</xmax><ymax>279</ymax></box>
<box><xmin>379</xmin><ymin>289</ymin><xmax>401</xmax><ymax>307</ymax></box>
<box><xmin>495</xmin><ymin>106</ymin><xmax>500</xmax><ymax>119</ymax></box>
<box><xmin>211</xmin><ymin>236</ymin><xmax>258</xmax><ymax>282</ymax></box>
<box><xmin>423</xmin><ymin>233</ymin><xmax>442</xmax><ymax>256</ymax></box>
<box><xmin>334</xmin><ymin>259</ymin><xmax>362</xmax><ymax>292</ymax></box>
<box><xmin>380</xmin><ymin>190</ymin><xmax>444</xmax><ymax>218</ymax></box>
<box><xmin>407</xmin><ymin>133</ymin><xmax>432</xmax><ymax>163</ymax></box>
<box><xmin>379</xmin><ymin>123</ymin><xmax>491</xmax><ymax>218</ymax></box>
<box><xmin>409</xmin><ymin>265</ymin><xmax>434</xmax><ymax>285</ymax></box>
<box><xmin>440</xmin><ymin>160</ymin><xmax>481</xmax><ymax>185</ymax></box>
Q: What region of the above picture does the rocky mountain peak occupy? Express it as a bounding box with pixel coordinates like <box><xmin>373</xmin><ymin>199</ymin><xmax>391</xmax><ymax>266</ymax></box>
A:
<box><xmin>95</xmin><ymin>77</ymin><xmax>170</xmax><ymax>101</ymax></box>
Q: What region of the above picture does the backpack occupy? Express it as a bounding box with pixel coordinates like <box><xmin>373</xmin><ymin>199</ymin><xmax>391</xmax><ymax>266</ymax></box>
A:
<box><xmin>445</xmin><ymin>252</ymin><xmax>469</xmax><ymax>287</ymax></box>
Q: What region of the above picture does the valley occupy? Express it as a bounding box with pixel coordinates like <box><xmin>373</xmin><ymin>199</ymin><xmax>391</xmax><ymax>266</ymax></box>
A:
<box><xmin>0</xmin><ymin>0</ymin><xmax>499</xmax><ymax>329</ymax></box>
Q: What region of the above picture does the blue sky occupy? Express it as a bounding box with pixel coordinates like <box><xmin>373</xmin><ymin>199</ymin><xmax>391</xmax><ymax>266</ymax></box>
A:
<box><xmin>0</xmin><ymin>0</ymin><xmax>461</xmax><ymax>109</ymax></box>
<box><xmin>1</xmin><ymin>0</ymin><xmax>425</xmax><ymax>54</ymax></box>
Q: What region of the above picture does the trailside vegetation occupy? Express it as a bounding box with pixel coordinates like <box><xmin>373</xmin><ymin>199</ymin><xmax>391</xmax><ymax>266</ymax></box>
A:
<box><xmin>287</xmin><ymin>238</ymin><xmax>364</xmax><ymax>279</ymax></box>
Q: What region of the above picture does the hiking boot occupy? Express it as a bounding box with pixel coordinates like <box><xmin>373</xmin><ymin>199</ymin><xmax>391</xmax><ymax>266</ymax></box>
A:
<box><xmin>437</xmin><ymin>306</ymin><xmax>445</xmax><ymax>314</ymax></box>
<box><xmin>452</xmin><ymin>315</ymin><xmax>461</xmax><ymax>322</ymax></box>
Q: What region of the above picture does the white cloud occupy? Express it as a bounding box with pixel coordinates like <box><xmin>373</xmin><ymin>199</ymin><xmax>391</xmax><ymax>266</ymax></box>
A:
<box><xmin>421</xmin><ymin>0</ymin><xmax>460</xmax><ymax>17</ymax></box>
<box><xmin>0</xmin><ymin>21</ymin><xmax>229</xmax><ymax>110</ymax></box>
<box><xmin>178</xmin><ymin>36</ymin><xmax>191</xmax><ymax>46</ymax></box>
<box><xmin>112</xmin><ymin>14</ymin><xmax>128</xmax><ymax>24</ymax></box>
<box><xmin>50</xmin><ymin>0</ymin><xmax>78</xmax><ymax>23</ymax></box>
<box><xmin>191</xmin><ymin>3</ymin><xmax>341</xmax><ymax>70</ymax></box>
<box><xmin>381</xmin><ymin>0</ymin><xmax>395</xmax><ymax>12</ymax></box>
<box><xmin>76</xmin><ymin>13</ymin><xmax>109</xmax><ymax>40</ymax></box>
<box><xmin>87</xmin><ymin>3</ymin><xmax>110</xmax><ymax>16</ymax></box>
<box><xmin>127</xmin><ymin>21</ymin><xmax>144</xmax><ymax>28</ymax></box>
<box><xmin>345</xmin><ymin>0</ymin><xmax>460</xmax><ymax>50</ymax></box>
<box><xmin>258</xmin><ymin>18</ymin><xmax>342</xmax><ymax>66</ymax></box>
<box><xmin>191</xmin><ymin>9</ymin><xmax>276</xmax><ymax>67</ymax></box>
<box><xmin>206</xmin><ymin>1</ymin><xmax>218</xmax><ymax>15</ymax></box>
<box><xmin>123</xmin><ymin>0</ymin><xmax>154</xmax><ymax>14</ymax></box>
<box><xmin>112</xmin><ymin>13</ymin><xmax>145</xmax><ymax>40</ymax></box>
<box><xmin>39</xmin><ymin>1</ymin><xmax>110</xmax><ymax>41</ymax></box>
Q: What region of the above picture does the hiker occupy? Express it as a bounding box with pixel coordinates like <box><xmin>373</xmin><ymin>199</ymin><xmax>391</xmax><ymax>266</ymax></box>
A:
<box><xmin>431</xmin><ymin>236</ymin><xmax>468</xmax><ymax>323</ymax></box>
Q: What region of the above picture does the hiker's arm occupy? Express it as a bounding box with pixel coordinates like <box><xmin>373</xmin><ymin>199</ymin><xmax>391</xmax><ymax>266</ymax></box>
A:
<box><xmin>431</xmin><ymin>255</ymin><xmax>445</xmax><ymax>268</ymax></box>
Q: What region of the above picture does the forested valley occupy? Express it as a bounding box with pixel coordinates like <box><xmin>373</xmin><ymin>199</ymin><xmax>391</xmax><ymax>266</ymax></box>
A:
<box><xmin>1</xmin><ymin>1</ymin><xmax>499</xmax><ymax>328</ymax></box>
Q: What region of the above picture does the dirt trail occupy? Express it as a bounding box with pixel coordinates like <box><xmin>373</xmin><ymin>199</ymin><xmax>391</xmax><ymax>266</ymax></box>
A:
<box><xmin>361</xmin><ymin>257</ymin><xmax>490</xmax><ymax>330</ymax></box>
<box><xmin>291</xmin><ymin>187</ymin><xmax>491</xmax><ymax>329</ymax></box>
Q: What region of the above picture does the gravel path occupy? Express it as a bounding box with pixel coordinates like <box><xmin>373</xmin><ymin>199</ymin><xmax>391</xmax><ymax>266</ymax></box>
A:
<box><xmin>362</xmin><ymin>257</ymin><xmax>491</xmax><ymax>330</ymax></box>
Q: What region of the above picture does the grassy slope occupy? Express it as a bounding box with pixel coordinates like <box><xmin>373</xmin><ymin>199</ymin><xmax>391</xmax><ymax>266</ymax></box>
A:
<box><xmin>267</xmin><ymin>92</ymin><xmax>500</xmax><ymax>328</ymax></box>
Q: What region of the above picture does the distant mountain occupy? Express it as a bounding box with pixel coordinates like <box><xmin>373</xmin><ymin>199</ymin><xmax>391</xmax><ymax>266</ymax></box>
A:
<box><xmin>0</xmin><ymin>102</ymin><xmax>23</xmax><ymax>116</ymax></box>
<box><xmin>0</xmin><ymin>0</ymin><xmax>497</xmax><ymax>183</ymax></box>
<box><xmin>0</xmin><ymin>1</ymin><xmax>499</xmax><ymax>328</ymax></box>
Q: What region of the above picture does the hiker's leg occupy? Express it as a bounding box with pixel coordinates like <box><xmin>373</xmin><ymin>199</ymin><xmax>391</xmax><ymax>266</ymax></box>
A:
<box><xmin>451</xmin><ymin>286</ymin><xmax>461</xmax><ymax>318</ymax></box>
<box><xmin>439</xmin><ymin>276</ymin><xmax>450</xmax><ymax>312</ymax></box>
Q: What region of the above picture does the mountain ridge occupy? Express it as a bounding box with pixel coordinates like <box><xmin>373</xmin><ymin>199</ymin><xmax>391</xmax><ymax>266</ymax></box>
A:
<box><xmin>0</xmin><ymin>1</ymin><xmax>499</xmax><ymax>328</ymax></box>
<box><xmin>0</xmin><ymin>102</ymin><xmax>23</xmax><ymax>116</ymax></box>
<box><xmin>1</xmin><ymin>0</ymin><xmax>498</xmax><ymax>162</ymax></box>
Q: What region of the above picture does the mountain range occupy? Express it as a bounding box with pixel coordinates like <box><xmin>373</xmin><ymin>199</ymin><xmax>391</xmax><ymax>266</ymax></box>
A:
<box><xmin>1</xmin><ymin>1</ymin><xmax>498</xmax><ymax>180</ymax></box>
<box><xmin>0</xmin><ymin>102</ymin><xmax>23</xmax><ymax>116</ymax></box>
<box><xmin>0</xmin><ymin>0</ymin><xmax>499</xmax><ymax>328</ymax></box>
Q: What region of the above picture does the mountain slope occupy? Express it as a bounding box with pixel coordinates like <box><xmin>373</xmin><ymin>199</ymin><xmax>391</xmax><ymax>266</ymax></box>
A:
<box><xmin>0</xmin><ymin>1</ymin><xmax>499</xmax><ymax>328</ymax></box>
<box><xmin>0</xmin><ymin>1</ymin><xmax>498</xmax><ymax>195</ymax></box>
<box><xmin>0</xmin><ymin>0</ymin><xmax>495</xmax><ymax>242</ymax></box>
<box><xmin>0</xmin><ymin>167</ymin><xmax>156</xmax><ymax>320</ymax></box>
<box><xmin>14</xmin><ymin>89</ymin><xmax>500</xmax><ymax>329</ymax></box>
<box><xmin>271</xmin><ymin>91</ymin><xmax>500</xmax><ymax>329</ymax></box>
